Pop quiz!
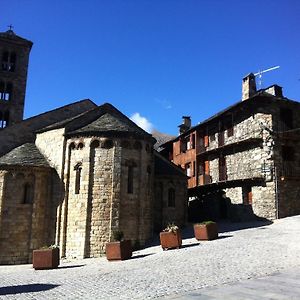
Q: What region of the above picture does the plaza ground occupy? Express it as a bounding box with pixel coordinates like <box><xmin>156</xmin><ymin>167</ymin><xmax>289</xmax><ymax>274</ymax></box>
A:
<box><xmin>1</xmin><ymin>216</ymin><xmax>300</xmax><ymax>299</ymax></box>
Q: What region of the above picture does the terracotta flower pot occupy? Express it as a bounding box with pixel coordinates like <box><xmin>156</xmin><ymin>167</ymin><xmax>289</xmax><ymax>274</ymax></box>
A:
<box><xmin>160</xmin><ymin>230</ymin><xmax>182</xmax><ymax>250</ymax></box>
<box><xmin>194</xmin><ymin>222</ymin><xmax>218</xmax><ymax>241</ymax></box>
<box><xmin>105</xmin><ymin>240</ymin><xmax>132</xmax><ymax>261</ymax></box>
<box><xmin>33</xmin><ymin>247</ymin><xmax>60</xmax><ymax>270</ymax></box>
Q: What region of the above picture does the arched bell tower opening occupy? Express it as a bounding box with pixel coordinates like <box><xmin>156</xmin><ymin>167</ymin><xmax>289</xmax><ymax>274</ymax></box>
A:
<box><xmin>0</xmin><ymin>27</ymin><xmax>33</xmax><ymax>128</ymax></box>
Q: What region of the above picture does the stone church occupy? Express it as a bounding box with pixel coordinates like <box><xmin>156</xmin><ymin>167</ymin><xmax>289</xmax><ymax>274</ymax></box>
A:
<box><xmin>0</xmin><ymin>30</ymin><xmax>187</xmax><ymax>264</ymax></box>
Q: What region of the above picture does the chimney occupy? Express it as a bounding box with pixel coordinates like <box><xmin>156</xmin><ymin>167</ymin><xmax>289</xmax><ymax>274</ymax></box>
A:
<box><xmin>264</xmin><ymin>85</ymin><xmax>283</xmax><ymax>98</ymax></box>
<box><xmin>178</xmin><ymin>116</ymin><xmax>191</xmax><ymax>135</ymax></box>
<box><xmin>242</xmin><ymin>73</ymin><xmax>256</xmax><ymax>101</ymax></box>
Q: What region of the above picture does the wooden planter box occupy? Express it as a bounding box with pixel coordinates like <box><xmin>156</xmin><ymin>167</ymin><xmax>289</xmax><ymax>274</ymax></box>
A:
<box><xmin>160</xmin><ymin>230</ymin><xmax>182</xmax><ymax>250</ymax></box>
<box><xmin>106</xmin><ymin>240</ymin><xmax>132</xmax><ymax>261</ymax></box>
<box><xmin>194</xmin><ymin>223</ymin><xmax>218</xmax><ymax>241</ymax></box>
<box><xmin>33</xmin><ymin>247</ymin><xmax>60</xmax><ymax>270</ymax></box>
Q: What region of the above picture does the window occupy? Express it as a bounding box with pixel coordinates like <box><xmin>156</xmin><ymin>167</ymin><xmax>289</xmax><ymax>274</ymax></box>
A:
<box><xmin>280</xmin><ymin>108</ymin><xmax>293</xmax><ymax>130</ymax></box>
<box><xmin>210</xmin><ymin>133</ymin><xmax>216</xmax><ymax>142</ymax></box>
<box><xmin>227</xmin><ymin>126</ymin><xmax>234</xmax><ymax>137</ymax></box>
<box><xmin>74</xmin><ymin>163</ymin><xmax>82</xmax><ymax>194</ymax></box>
<box><xmin>168</xmin><ymin>188</ymin><xmax>175</xmax><ymax>207</ymax></box>
<box><xmin>243</xmin><ymin>186</ymin><xmax>252</xmax><ymax>205</ymax></box>
<box><xmin>127</xmin><ymin>165</ymin><xmax>134</xmax><ymax>194</ymax></box>
<box><xmin>23</xmin><ymin>183</ymin><xmax>34</xmax><ymax>204</ymax></box>
<box><xmin>191</xmin><ymin>134</ymin><xmax>195</xmax><ymax>149</ymax></box>
<box><xmin>282</xmin><ymin>146</ymin><xmax>295</xmax><ymax>161</ymax></box>
<box><xmin>186</xmin><ymin>136</ymin><xmax>191</xmax><ymax>150</ymax></box>
<box><xmin>0</xmin><ymin>111</ymin><xmax>9</xmax><ymax>128</ymax></box>
<box><xmin>204</xmin><ymin>135</ymin><xmax>209</xmax><ymax>147</ymax></box>
<box><xmin>185</xmin><ymin>163</ymin><xmax>191</xmax><ymax>177</ymax></box>
<box><xmin>0</xmin><ymin>82</ymin><xmax>12</xmax><ymax>101</ymax></box>
<box><xmin>2</xmin><ymin>51</ymin><xmax>16</xmax><ymax>72</ymax></box>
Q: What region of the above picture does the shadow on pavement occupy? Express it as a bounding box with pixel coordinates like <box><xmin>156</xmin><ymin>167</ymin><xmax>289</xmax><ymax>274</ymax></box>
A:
<box><xmin>0</xmin><ymin>283</ymin><xmax>59</xmax><ymax>295</ymax></box>
<box><xmin>131</xmin><ymin>253</ymin><xmax>155</xmax><ymax>260</ymax></box>
<box><xmin>58</xmin><ymin>264</ymin><xmax>85</xmax><ymax>269</ymax></box>
<box><xmin>181</xmin><ymin>242</ymin><xmax>200</xmax><ymax>249</ymax></box>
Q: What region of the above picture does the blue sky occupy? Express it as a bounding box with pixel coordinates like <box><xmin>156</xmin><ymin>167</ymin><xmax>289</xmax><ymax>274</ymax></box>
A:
<box><xmin>2</xmin><ymin>0</ymin><xmax>300</xmax><ymax>135</ymax></box>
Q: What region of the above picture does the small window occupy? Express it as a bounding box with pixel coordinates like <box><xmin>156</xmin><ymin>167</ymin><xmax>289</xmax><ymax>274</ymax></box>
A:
<box><xmin>0</xmin><ymin>111</ymin><xmax>9</xmax><ymax>128</ymax></box>
<box><xmin>280</xmin><ymin>108</ymin><xmax>293</xmax><ymax>129</ymax></box>
<box><xmin>0</xmin><ymin>82</ymin><xmax>12</xmax><ymax>101</ymax></box>
<box><xmin>168</xmin><ymin>188</ymin><xmax>175</xmax><ymax>207</ymax></box>
<box><xmin>204</xmin><ymin>135</ymin><xmax>209</xmax><ymax>147</ymax></box>
<box><xmin>127</xmin><ymin>165</ymin><xmax>134</xmax><ymax>194</ymax></box>
<box><xmin>282</xmin><ymin>146</ymin><xmax>295</xmax><ymax>161</ymax></box>
<box><xmin>243</xmin><ymin>186</ymin><xmax>252</xmax><ymax>205</ymax></box>
<box><xmin>185</xmin><ymin>163</ymin><xmax>191</xmax><ymax>177</ymax></box>
<box><xmin>191</xmin><ymin>134</ymin><xmax>195</xmax><ymax>149</ymax></box>
<box><xmin>1</xmin><ymin>52</ymin><xmax>16</xmax><ymax>72</ymax></box>
<box><xmin>74</xmin><ymin>163</ymin><xmax>82</xmax><ymax>194</ymax></box>
<box><xmin>210</xmin><ymin>133</ymin><xmax>216</xmax><ymax>142</ymax></box>
<box><xmin>227</xmin><ymin>126</ymin><xmax>234</xmax><ymax>137</ymax></box>
<box><xmin>23</xmin><ymin>183</ymin><xmax>34</xmax><ymax>204</ymax></box>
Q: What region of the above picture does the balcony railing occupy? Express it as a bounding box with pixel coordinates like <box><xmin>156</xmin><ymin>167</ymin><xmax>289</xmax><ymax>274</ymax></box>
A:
<box><xmin>196</xmin><ymin>128</ymin><xmax>263</xmax><ymax>155</ymax></box>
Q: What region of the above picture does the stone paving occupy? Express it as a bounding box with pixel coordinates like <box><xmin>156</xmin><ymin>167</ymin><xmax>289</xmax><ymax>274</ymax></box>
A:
<box><xmin>1</xmin><ymin>216</ymin><xmax>300</xmax><ymax>299</ymax></box>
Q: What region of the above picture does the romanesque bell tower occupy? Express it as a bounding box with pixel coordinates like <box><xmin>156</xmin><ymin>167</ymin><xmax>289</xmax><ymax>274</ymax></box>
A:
<box><xmin>0</xmin><ymin>27</ymin><xmax>33</xmax><ymax>128</ymax></box>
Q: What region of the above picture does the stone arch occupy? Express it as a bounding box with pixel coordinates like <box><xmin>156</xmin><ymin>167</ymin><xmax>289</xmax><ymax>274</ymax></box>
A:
<box><xmin>90</xmin><ymin>139</ymin><xmax>100</xmax><ymax>148</ymax></box>
<box><xmin>77</xmin><ymin>142</ymin><xmax>84</xmax><ymax>150</ymax></box>
<box><xmin>69</xmin><ymin>142</ymin><xmax>76</xmax><ymax>150</ymax></box>
<box><xmin>101</xmin><ymin>139</ymin><xmax>114</xmax><ymax>149</ymax></box>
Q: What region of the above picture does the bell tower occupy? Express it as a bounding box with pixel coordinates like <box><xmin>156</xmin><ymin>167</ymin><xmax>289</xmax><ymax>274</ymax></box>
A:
<box><xmin>0</xmin><ymin>27</ymin><xmax>33</xmax><ymax>128</ymax></box>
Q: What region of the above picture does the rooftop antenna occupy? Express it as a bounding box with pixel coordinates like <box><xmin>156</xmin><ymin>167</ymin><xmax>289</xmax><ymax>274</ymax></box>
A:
<box><xmin>254</xmin><ymin>66</ymin><xmax>280</xmax><ymax>89</ymax></box>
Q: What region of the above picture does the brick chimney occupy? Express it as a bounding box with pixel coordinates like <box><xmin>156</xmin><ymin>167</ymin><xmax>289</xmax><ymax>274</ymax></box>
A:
<box><xmin>178</xmin><ymin>116</ymin><xmax>191</xmax><ymax>135</ymax></box>
<box><xmin>242</xmin><ymin>73</ymin><xmax>256</xmax><ymax>101</ymax></box>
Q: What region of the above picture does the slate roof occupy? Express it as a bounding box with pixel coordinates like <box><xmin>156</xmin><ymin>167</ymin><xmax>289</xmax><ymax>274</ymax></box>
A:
<box><xmin>152</xmin><ymin>130</ymin><xmax>175</xmax><ymax>151</ymax></box>
<box><xmin>43</xmin><ymin>102</ymin><xmax>155</xmax><ymax>142</ymax></box>
<box><xmin>154</xmin><ymin>152</ymin><xmax>186</xmax><ymax>177</ymax></box>
<box><xmin>0</xmin><ymin>30</ymin><xmax>33</xmax><ymax>48</ymax></box>
<box><xmin>0</xmin><ymin>143</ymin><xmax>50</xmax><ymax>168</ymax></box>
<box><xmin>68</xmin><ymin>111</ymin><xmax>147</xmax><ymax>136</ymax></box>
<box><xmin>161</xmin><ymin>91</ymin><xmax>300</xmax><ymax>147</ymax></box>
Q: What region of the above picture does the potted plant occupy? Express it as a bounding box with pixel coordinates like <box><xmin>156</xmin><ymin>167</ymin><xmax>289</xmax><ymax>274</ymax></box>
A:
<box><xmin>194</xmin><ymin>221</ymin><xmax>218</xmax><ymax>241</ymax></box>
<box><xmin>160</xmin><ymin>223</ymin><xmax>182</xmax><ymax>250</ymax></box>
<box><xmin>105</xmin><ymin>230</ymin><xmax>132</xmax><ymax>261</ymax></box>
<box><xmin>32</xmin><ymin>245</ymin><xmax>60</xmax><ymax>270</ymax></box>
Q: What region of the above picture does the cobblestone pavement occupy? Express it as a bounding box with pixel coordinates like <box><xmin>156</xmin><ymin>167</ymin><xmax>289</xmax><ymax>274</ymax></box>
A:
<box><xmin>1</xmin><ymin>216</ymin><xmax>300</xmax><ymax>299</ymax></box>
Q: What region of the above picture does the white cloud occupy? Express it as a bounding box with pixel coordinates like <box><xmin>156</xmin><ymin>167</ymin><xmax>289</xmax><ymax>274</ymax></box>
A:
<box><xmin>130</xmin><ymin>112</ymin><xmax>153</xmax><ymax>133</ymax></box>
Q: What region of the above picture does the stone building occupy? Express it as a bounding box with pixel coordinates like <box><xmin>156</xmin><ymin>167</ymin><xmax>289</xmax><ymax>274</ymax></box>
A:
<box><xmin>161</xmin><ymin>74</ymin><xmax>300</xmax><ymax>221</ymax></box>
<box><xmin>0</xmin><ymin>28</ymin><xmax>32</xmax><ymax>127</ymax></box>
<box><xmin>0</xmin><ymin>30</ymin><xmax>187</xmax><ymax>264</ymax></box>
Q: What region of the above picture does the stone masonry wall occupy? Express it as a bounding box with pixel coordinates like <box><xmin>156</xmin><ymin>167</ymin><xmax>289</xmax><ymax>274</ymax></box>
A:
<box><xmin>155</xmin><ymin>176</ymin><xmax>187</xmax><ymax>229</ymax></box>
<box><xmin>119</xmin><ymin>139</ymin><xmax>154</xmax><ymax>247</ymax></box>
<box><xmin>0</xmin><ymin>167</ymin><xmax>51</xmax><ymax>264</ymax></box>
<box><xmin>87</xmin><ymin>141</ymin><xmax>115</xmax><ymax>257</ymax></box>
<box><xmin>64</xmin><ymin>139</ymin><xmax>91</xmax><ymax>259</ymax></box>
<box><xmin>35</xmin><ymin>128</ymin><xmax>66</xmax><ymax>177</ymax></box>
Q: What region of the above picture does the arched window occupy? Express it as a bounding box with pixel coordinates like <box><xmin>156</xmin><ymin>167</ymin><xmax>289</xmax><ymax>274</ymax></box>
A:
<box><xmin>0</xmin><ymin>82</ymin><xmax>12</xmax><ymax>101</ymax></box>
<box><xmin>127</xmin><ymin>165</ymin><xmax>134</xmax><ymax>194</ymax></box>
<box><xmin>0</xmin><ymin>111</ymin><xmax>9</xmax><ymax>128</ymax></box>
<box><xmin>23</xmin><ymin>183</ymin><xmax>34</xmax><ymax>204</ymax></box>
<box><xmin>74</xmin><ymin>162</ymin><xmax>82</xmax><ymax>194</ymax></box>
<box><xmin>90</xmin><ymin>139</ymin><xmax>100</xmax><ymax>148</ymax></box>
<box><xmin>168</xmin><ymin>188</ymin><xmax>175</xmax><ymax>207</ymax></box>
<box><xmin>1</xmin><ymin>51</ymin><xmax>16</xmax><ymax>72</ymax></box>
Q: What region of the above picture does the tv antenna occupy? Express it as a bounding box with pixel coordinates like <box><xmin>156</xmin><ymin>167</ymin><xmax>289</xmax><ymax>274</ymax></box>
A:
<box><xmin>254</xmin><ymin>66</ymin><xmax>280</xmax><ymax>89</ymax></box>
